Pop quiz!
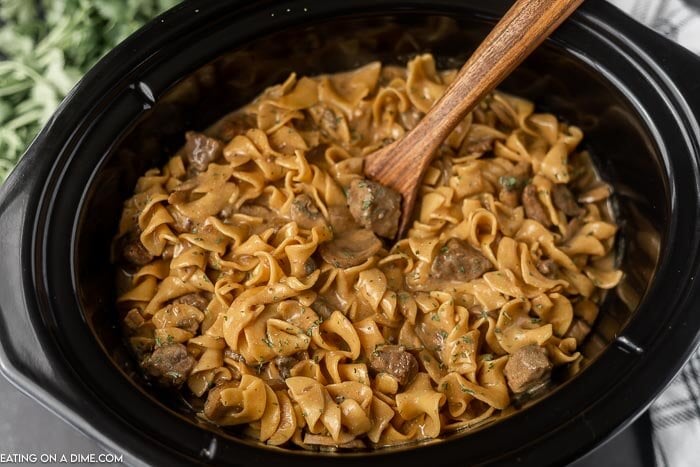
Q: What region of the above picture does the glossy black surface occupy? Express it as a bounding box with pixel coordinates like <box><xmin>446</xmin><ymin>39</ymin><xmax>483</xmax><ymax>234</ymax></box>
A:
<box><xmin>0</xmin><ymin>0</ymin><xmax>699</xmax><ymax>465</ymax></box>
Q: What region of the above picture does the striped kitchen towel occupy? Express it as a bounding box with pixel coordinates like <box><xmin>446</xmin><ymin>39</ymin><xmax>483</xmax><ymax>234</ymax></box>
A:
<box><xmin>607</xmin><ymin>2</ymin><xmax>700</xmax><ymax>465</ymax></box>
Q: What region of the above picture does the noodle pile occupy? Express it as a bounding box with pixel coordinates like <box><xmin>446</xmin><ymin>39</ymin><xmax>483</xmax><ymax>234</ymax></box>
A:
<box><xmin>115</xmin><ymin>54</ymin><xmax>621</xmax><ymax>449</ymax></box>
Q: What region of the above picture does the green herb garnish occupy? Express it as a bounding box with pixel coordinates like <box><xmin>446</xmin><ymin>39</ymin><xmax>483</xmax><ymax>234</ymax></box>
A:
<box><xmin>499</xmin><ymin>176</ymin><xmax>518</xmax><ymax>191</ymax></box>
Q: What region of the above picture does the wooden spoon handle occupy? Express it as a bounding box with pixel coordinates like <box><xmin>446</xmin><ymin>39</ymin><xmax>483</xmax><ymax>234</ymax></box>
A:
<box><xmin>365</xmin><ymin>0</ymin><xmax>583</xmax><ymax>195</ymax></box>
<box><xmin>425</xmin><ymin>0</ymin><xmax>584</xmax><ymax>144</ymax></box>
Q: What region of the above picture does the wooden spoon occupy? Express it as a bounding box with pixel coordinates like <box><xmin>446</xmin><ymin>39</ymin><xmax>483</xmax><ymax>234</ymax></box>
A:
<box><xmin>364</xmin><ymin>0</ymin><xmax>584</xmax><ymax>237</ymax></box>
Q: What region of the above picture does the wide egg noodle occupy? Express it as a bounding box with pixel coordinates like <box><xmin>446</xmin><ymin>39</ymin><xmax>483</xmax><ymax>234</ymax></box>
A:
<box><xmin>114</xmin><ymin>54</ymin><xmax>623</xmax><ymax>448</ymax></box>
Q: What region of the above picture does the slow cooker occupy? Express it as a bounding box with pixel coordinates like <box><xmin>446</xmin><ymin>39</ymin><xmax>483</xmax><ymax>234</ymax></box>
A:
<box><xmin>1</xmin><ymin>0</ymin><xmax>699</xmax><ymax>465</ymax></box>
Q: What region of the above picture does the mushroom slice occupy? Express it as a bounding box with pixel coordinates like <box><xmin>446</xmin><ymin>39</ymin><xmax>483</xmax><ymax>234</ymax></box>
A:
<box><xmin>319</xmin><ymin>229</ymin><xmax>382</xmax><ymax>268</ymax></box>
<box><xmin>290</xmin><ymin>194</ymin><xmax>326</xmax><ymax>229</ymax></box>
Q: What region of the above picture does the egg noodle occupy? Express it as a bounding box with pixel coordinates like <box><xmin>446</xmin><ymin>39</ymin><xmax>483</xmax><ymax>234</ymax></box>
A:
<box><xmin>115</xmin><ymin>54</ymin><xmax>621</xmax><ymax>449</ymax></box>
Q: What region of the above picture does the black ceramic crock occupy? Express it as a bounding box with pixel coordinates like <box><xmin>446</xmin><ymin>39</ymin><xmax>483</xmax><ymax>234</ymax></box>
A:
<box><xmin>1</xmin><ymin>0</ymin><xmax>700</xmax><ymax>465</ymax></box>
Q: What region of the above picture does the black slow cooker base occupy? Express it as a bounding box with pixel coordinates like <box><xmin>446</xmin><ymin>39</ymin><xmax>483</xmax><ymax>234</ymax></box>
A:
<box><xmin>1</xmin><ymin>1</ymin><xmax>699</xmax><ymax>465</ymax></box>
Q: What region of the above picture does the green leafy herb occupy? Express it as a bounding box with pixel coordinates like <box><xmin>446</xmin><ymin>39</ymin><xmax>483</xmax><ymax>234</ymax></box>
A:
<box><xmin>306</xmin><ymin>318</ymin><xmax>322</xmax><ymax>337</ymax></box>
<box><xmin>0</xmin><ymin>0</ymin><xmax>180</xmax><ymax>181</ymax></box>
<box><xmin>498</xmin><ymin>175</ymin><xmax>518</xmax><ymax>191</ymax></box>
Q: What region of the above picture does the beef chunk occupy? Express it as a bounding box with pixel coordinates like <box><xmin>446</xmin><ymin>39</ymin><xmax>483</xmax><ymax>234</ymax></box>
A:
<box><xmin>142</xmin><ymin>343</ymin><xmax>195</xmax><ymax>387</ymax></box>
<box><xmin>274</xmin><ymin>356</ymin><xmax>299</xmax><ymax>380</ymax></box>
<box><xmin>290</xmin><ymin>194</ymin><xmax>326</xmax><ymax>229</ymax></box>
<box><xmin>368</xmin><ymin>345</ymin><xmax>418</xmax><ymax>386</ymax></box>
<box><xmin>347</xmin><ymin>178</ymin><xmax>401</xmax><ymax>238</ymax></box>
<box><xmin>319</xmin><ymin>229</ymin><xmax>382</xmax><ymax>268</ymax></box>
<box><xmin>184</xmin><ymin>131</ymin><xmax>223</xmax><ymax>172</ymax></box>
<box><xmin>552</xmin><ymin>184</ymin><xmax>585</xmax><ymax>217</ymax></box>
<box><xmin>173</xmin><ymin>293</ymin><xmax>209</xmax><ymax>311</ymax></box>
<box><xmin>120</xmin><ymin>236</ymin><xmax>153</xmax><ymax>266</ymax></box>
<box><xmin>504</xmin><ymin>345</ymin><xmax>552</xmax><ymax>393</ymax></box>
<box><xmin>522</xmin><ymin>184</ymin><xmax>552</xmax><ymax>227</ymax></box>
<box><xmin>431</xmin><ymin>238</ymin><xmax>492</xmax><ymax>282</ymax></box>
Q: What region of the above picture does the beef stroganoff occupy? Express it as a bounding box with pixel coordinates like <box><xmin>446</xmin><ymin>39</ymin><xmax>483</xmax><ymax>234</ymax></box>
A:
<box><xmin>114</xmin><ymin>54</ymin><xmax>621</xmax><ymax>448</ymax></box>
